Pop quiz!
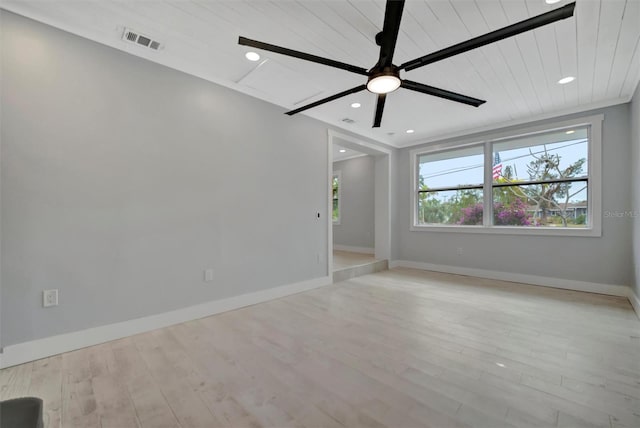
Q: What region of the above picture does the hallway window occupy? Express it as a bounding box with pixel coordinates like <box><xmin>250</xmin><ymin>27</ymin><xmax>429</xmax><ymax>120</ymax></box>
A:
<box><xmin>333</xmin><ymin>171</ymin><xmax>341</xmax><ymax>224</ymax></box>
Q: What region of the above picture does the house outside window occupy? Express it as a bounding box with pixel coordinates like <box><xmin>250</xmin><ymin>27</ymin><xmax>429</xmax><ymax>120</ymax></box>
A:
<box><xmin>411</xmin><ymin>115</ymin><xmax>602</xmax><ymax>237</ymax></box>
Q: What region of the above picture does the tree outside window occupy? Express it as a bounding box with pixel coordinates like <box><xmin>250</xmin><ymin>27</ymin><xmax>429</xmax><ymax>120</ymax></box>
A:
<box><xmin>416</xmin><ymin>126</ymin><xmax>590</xmax><ymax>229</ymax></box>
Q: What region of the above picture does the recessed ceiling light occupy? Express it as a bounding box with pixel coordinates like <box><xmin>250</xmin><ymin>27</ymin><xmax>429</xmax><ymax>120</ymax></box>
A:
<box><xmin>245</xmin><ymin>51</ymin><xmax>260</xmax><ymax>61</ymax></box>
<box><xmin>351</xmin><ymin>102</ymin><xmax>361</xmax><ymax>108</ymax></box>
<box><xmin>339</xmin><ymin>149</ymin><xmax>347</xmax><ymax>153</ymax></box>
<box><xmin>558</xmin><ymin>76</ymin><xmax>575</xmax><ymax>84</ymax></box>
<box><xmin>545</xmin><ymin>0</ymin><xmax>561</xmax><ymax>4</ymax></box>
<box><xmin>566</xmin><ymin>130</ymin><xmax>575</xmax><ymax>134</ymax></box>
<box><xmin>406</xmin><ymin>129</ymin><xmax>415</xmax><ymax>134</ymax></box>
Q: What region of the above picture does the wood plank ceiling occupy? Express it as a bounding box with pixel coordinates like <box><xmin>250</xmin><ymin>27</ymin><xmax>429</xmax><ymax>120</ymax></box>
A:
<box><xmin>2</xmin><ymin>0</ymin><xmax>639</xmax><ymax>147</ymax></box>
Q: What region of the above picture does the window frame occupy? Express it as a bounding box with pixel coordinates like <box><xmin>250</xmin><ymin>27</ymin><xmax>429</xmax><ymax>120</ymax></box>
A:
<box><xmin>332</xmin><ymin>170</ymin><xmax>342</xmax><ymax>225</ymax></box>
<box><xmin>409</xmin><ymin>114</ymin><xmax>602</xmax><ymax>237</ymax></box>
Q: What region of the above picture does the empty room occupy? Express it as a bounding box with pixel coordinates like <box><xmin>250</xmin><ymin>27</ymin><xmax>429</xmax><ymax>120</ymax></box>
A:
<box><xmin>1</xmin><ymin>0</ymin><xmax>639</xmax><ymax>427</ymax></box>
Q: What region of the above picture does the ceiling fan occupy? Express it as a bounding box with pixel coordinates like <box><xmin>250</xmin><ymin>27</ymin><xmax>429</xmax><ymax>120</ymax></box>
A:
<box><xmin>239</xmin><ymin>0</ymin><xmax>576</xmax><ymax>128</ymax></box>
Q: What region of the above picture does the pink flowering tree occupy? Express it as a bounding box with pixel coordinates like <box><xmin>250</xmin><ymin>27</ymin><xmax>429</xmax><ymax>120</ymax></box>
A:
<box><xmin>457</xmin><ymin>198</ymin><xmax>535</xmax><ymax>226</ymax></box>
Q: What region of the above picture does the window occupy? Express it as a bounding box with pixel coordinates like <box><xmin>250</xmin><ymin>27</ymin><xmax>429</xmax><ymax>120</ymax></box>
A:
<box><xmin>411</xmin><ymin>115</ymin><xmax>602</xmax><ymax>236</ymax></box>
<box><xmin>492</xmin><ymin>127</ymin><xmax>588</xmax><ymax>228</ymax></box>
<box><xmin>417</xmin><ymin>145</ymin><xmax>484</xmax><ymax>225</ymax></box>
<box><xmin>332</xmin><ymin>171</ymin><xmax>341</xmax><ymax>224</ymax></box>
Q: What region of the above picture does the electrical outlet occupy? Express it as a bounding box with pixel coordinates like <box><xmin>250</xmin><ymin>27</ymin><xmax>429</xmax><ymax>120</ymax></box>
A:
<box><xmin>456</xmin><ymin>247</ymin><xmax>463</xmax><ymax>256</ymax></box>
<box><xmin>204</xmin><ymin>268</ymin><xmax>214</xmax><ymax>282</ymax></box>
<box><xmin>316</xmin><ymin>253</ymin><xmax>321</xmax><ymax>264</ymax></box>
<box><xmin>43</xmin><ymin>289</ymin><xmax>58</xmax><ymax>307</ymax></box>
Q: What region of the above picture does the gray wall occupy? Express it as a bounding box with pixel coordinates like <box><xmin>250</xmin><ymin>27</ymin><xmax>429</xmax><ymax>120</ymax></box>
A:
<box><xmin>632</xmin><ymin>84</ymin><xmax>640</xmax><ymax>299</ymax></box>
<box><xmin>396</xmin><ymin>103</ymin><xmax>633</xmax><ymax>286</ymax></box>
<box><xmin>333</xmin><ymin>156</ymin><xmax>375</xmax><ymax>249</ymax></box>
<box><xmin>0</xmin><ymin>11</ymin><xmax>349</xmax><ymax>347</ymax></box>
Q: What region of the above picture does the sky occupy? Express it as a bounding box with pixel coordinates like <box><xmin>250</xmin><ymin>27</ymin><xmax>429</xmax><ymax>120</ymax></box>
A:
<box><xmin>419</xmin><ymin>128</ymin><xmax>589</xmax><ymax>203</ymax></box>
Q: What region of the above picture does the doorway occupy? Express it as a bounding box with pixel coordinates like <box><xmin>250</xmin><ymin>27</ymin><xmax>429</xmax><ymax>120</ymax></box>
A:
<box><xmin>327</xmin><ymin>130</ymin><xmax>391</xmax><ymax>279</ymax></box>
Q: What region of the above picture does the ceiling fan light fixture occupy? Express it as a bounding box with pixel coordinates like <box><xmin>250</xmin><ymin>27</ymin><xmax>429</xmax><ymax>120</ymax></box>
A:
<box><xmin>367</xmin><ymin>75</ymin><xmax>401</xmax><ymax>94</ymax></box>
<box><xmin>351</xmin><ymin>102</ymin><xmax>361</xmax><ymax>108</ymax></box>
<box><xmin>545</xmin><ymin>0</ymin><xmax>562</xmax><ymax>4</ymax></box>
<box><xmin>367</xmin><ymin>68</ymin><xmax>401</xmax><ymax>94</ymax></box>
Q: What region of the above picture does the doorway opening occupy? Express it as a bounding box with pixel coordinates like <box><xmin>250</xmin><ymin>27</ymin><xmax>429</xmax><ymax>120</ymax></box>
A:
<box><xmin>327</xmin><ymin>131</ymin><xmax>391</xmax><ymax>282</ymax></box>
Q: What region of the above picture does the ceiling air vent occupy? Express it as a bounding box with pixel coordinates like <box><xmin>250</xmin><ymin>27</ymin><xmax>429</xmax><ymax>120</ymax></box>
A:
<box><xmin>122</xmin><ymin>28</ymin><xmax>163</xmax><ymax>51</ymax></box>
<box><xmin>341</xmin><ymin>118</ymin><xmax>355</xmax><ymax>124</ymax></box>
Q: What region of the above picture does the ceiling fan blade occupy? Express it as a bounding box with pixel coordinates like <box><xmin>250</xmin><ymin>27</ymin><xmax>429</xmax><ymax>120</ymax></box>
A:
<box><xmin>286</xmin><ymin>85</ymin><xmax>367</xmax><ymax>116</ymax></box>
<box><xmin>377</xmin><ymin>0</ymin><xmax>406</xmax><ymax>67</ymax></box>
<box><xmin>239</xmin><ymin>36</ymin><xmax>369</xmax><ymax>76</ymax></box>
<box><xmin>401</xmin><ymin>80</ymin><xmax>486</xmax><ymax>107</ymax></box>
<box><xmin>400</xmin><ymin>2</ymin><xmax>575</xmax><ymax>72</ymax></box>
<box><xmin>373</xmin><ymin>94</ymin><xmax>387</xmax><ymax>128</ymax></box>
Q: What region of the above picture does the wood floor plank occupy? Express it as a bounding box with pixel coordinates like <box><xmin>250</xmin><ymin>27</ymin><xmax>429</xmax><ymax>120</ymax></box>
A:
<box><xmin>259</xmin><ymin>294</ymin><xmax>555</xmax><ymax>427</ymax></box>
<box><xmin>0</xmin><ymin>362</ymin><xmax>33</xmax><ymax>400</ymax></box>
<box><xmin>91</xmin><ymin>374</ymin><xmax>141</xmax><ymax>428</ymax></box>
<box><xmin>333</xmin><ymin>250</ymin><xmax>378</xmax><ymax>271</ymax></box>
<box><xmin>134</xmin><ymin>332</ymin><xmax>223</xmax><ymax>428</ymax></box>
<box><xmin>60</xmin><ymin>350</ymin><xmax>100</xmax><ymax>428</ymax></box>
<box><xmin>28</xmin><ymin>356</ymin><xmax>63</xmax><ymax>428</ymax></box>
<box><xmin>1</xmin><ymin>267</ymin><xmax>639</xmax><ymax>427</ymax></box>
<box><xmin>204</xmin><ymin>317</ymin><xmax>381</xmax><ymax>428</ymax></box>
<box><xmin>108</xmin><ymin>337</ymin><xmax>181</xmax><ymax>428</ymax></box>
<box><xmin>164</xmin><ymin>321</ymin><xmax>267</xmax><ymax>427</ymax></box>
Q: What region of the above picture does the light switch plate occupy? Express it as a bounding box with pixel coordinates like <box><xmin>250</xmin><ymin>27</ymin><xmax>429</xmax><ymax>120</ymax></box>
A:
<box><xmin>43</xmin><ymin>289</ymin><xmax>58</xmax><ymax>307</ymax></box>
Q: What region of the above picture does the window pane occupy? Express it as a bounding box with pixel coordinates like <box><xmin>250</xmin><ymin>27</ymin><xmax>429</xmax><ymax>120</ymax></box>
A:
<box><xmin>417</xmin><ymin>189</ymin><xmax>483</xmax><ymax>225</ymax></box>
<box><xmin>418</xmin><ymin>145</ymin><xmax>484</xmax><ymax>189</ymax></box>
<box><xmin>492</xmin><ymin>127</ymin><xmax>588</xmax><ymax>184</ymax></box>
<box><xmin>492</xmin><ymin>181</ymin><xmax>588</xmax><ymax>227</ymax></box>
<box><xmin>332</xmin><ymin>174</ymin><xmax>339</xmax><ymax>222</ymax></box>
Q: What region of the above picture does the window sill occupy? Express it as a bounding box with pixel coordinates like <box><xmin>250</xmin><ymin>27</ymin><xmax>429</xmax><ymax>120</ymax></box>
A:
<box><xmin>409</xmin><ymin>224</ymin><xmax>601</xmax><ymax>237</ymax></box>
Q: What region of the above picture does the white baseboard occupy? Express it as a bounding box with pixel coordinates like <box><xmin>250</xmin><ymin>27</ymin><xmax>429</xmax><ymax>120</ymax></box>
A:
<box><xmin>0</xmin><ymin>275</ymin><xmax>331</xmax><ymax>369</ymax></box>
<box><xmin>333</xmin><ymin>245</ymin><xmax>375</xmax><ymax>255</ymax></box>
<box><xmin>629</xmin><ymin>289</ymin><xmax>640</xmax><ymax>320</ymax></box>
<box><xmin>389</xmin><ymin>260</ymin><xmax>630</xmax><ymax>298</ymax></box>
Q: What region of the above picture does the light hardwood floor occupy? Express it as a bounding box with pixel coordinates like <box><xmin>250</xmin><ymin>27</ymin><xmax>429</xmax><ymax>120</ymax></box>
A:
<box><xmin>1</xmin><ymin>268</ymin><xmax>639</xmax><ymax>428</ymax></box>
<box><xmin>333</xmin><ymin>250</ymin><xmax>378</xmax><ymax>271</ymax></box>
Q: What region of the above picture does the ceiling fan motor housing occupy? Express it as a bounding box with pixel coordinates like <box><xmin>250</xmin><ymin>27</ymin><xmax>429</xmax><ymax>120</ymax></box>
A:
<box><xmin>368</xmin><ymin>66</ymin><xmax>399</xmax><ymax>81</ymax></box>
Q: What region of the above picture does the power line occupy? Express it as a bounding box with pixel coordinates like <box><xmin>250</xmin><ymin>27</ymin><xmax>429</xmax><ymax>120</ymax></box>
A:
<box><xmin>421</xmin><ymin>139</ymin><xmax>587</xmax><ymax>180</ymax></box>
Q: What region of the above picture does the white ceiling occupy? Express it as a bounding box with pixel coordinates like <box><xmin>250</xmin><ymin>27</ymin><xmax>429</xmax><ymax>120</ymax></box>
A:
<box><xmin>2</xmin><ymin>0</ymin><xmax>639</xmax><ymax>148</ymax></box>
